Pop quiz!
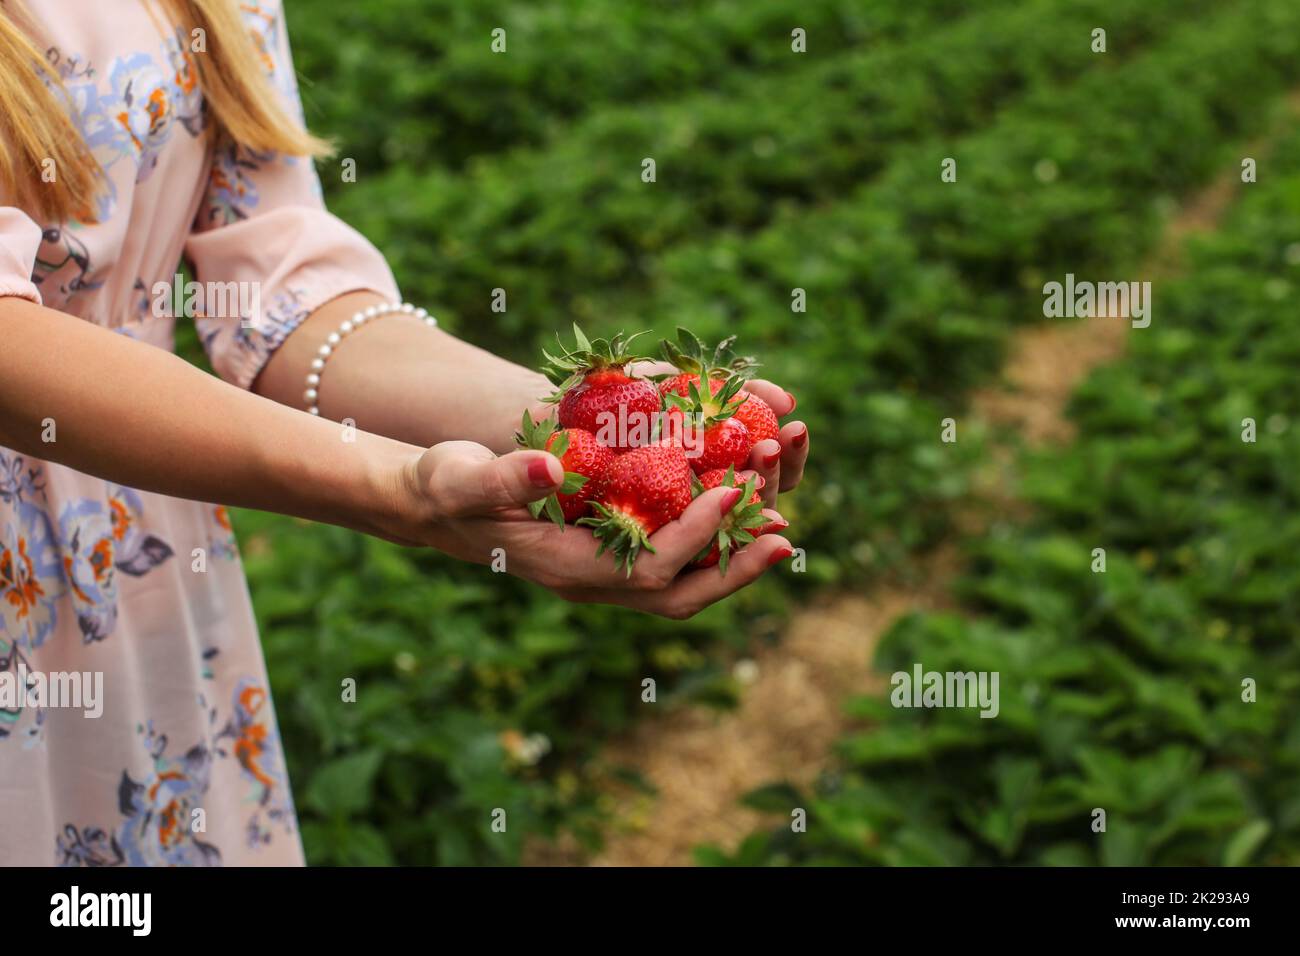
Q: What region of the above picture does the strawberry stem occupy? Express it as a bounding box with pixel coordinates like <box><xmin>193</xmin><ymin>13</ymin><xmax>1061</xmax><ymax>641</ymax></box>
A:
<box><xmin>578</xmin><ymin>503</ymin><xmax>657</xmax><ymax>576</ymax></box>
<box><xmin>542</xmin><ymin>323</ymin><xmax>650</xmax><ymax>396</ymax></box>
<box><xmin>658</xmin><ymin>327</ymin><xmax>760</xmax><ymax>383</ymax></box>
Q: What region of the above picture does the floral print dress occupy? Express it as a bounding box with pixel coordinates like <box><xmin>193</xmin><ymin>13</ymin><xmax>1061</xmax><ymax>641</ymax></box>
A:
<box><xmin>0</xmin><ymin>0</ymin><xmax>399</xmax><ymax>865</ymax></box>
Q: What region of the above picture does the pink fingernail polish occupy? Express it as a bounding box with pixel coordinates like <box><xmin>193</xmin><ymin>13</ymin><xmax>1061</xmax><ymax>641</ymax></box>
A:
<box><xmin>528</xmin><ymin>458</ymin><xmax>557</xmax><ymax>488</ymax></box>
<box><xmin>720</xmin><ymin>488</ymin><xmax>743</xmax><ymax>515</ymax></box>
<box><xmin>767</xmin><ymin>546</ymin><xmax>794</xmax><ymax>567</ymax></box>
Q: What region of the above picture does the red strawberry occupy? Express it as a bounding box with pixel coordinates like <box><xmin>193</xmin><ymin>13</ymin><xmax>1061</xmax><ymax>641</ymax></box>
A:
<box><xmin>696</xmin><ymin>417</ymin><xmax>751</xmax><ymax>474</ymax></box>
<box><xmin>697</xmin><ymin>468</ymin><xmax>765</xmax><ymax>502</ymax></box>
<box><xmin>545</xmin><ymin>325</ymin><xmax>661</xmax><ymax>452</ymax></box>
<box><xmin>514</xmin><ymin>412</ymin><xmax>613</xmax><ymax>525</ymax></box>
<box><xmin>579</xmin><ymin>443</ymin><xmax>693</xmax><ymax>574</ymax></box>
<box><xmin>559</xmin><ymin>369</ymin><xmax>661</xmax><ymax>445</ymax></box>
<box><xmin>663</xmin><ymin>374</ymin><xmax>756</xmax><ymax>475</ymax></box>
<box><xmin>548</xmin><ymin>429</ymin><xmax>613</xmax><ymax>521</ymax></box>
<box><xmin>659</xmin><ymin>372</ymin><xmax>721</xmax><ymax>400</ymax></box>
<box><xmin>689</xmin><ymin>467</ymin><xmax>770</xmax><ymax>573</ymax></box>
<box><xmin>656</xmin><ymin>404</ymin><xmax>701</xmax><ymax>455</ymax></box>
<box><xmin>661</xmin><ymin>379</ymin><xmax>778</xmax><ymax>454</ymax></box>
<box><xmin>732</xmin><ymin>393</ymin><xmax>780</xmax><ymax>445</ymax></box>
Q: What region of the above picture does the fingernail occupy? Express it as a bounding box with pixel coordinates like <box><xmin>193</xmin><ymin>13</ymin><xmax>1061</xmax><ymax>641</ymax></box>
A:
<box><xmin>762</xmin><ymin>449</ymin><xmax>781</xmax><ymax>469</ymax></box>
<box><xmin>761</xmin><ymin>518</ymin><xmax>789</xmax><ymax>535</ymax></box>
<box><xmin>528</xmin><ymin>457</ymin><xmax>558</xmax><ymax>488</ymax></box>
<box><xmin>767</xmin><ymin>546</ymin><xmax>794</xmax><ymax>567</ymax></box>
<box><xmin>792</xmin><ymin>426</ymin><xmax>808</xmax><ymax>449</ymax></box>
<box><xmin>784</xmin><ymin>391</ymin><xmax>797</xmax><ymax>413</ymax></box>
<box><xmin>720</xmin><ymin>488</ymin><xmax>743</xmax><ymax>515</ymax></box>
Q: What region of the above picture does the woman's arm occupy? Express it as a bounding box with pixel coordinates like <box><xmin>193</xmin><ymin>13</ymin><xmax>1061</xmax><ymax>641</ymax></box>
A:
<box><xmin>253</xmin><ymin>291</ymin><xmax>548</xmax><ymax>453</ymax></box>
<box><xmin>254</xmin><ymin>291</ymin><xmax>811</xmax><ymax>507</ymax></box>
<box><xmin>0</xmin><ymin>295</ymin><xmax>790</xmax><ymax>617</ymax></box>
<box><xmin>0</xmin><ymin>296</ymin><xmax>417</xmax><ymax>540</ymax></box>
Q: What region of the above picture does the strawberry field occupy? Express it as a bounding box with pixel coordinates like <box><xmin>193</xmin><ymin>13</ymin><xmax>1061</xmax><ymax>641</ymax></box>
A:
<box><xmin>709</xmin><ymin>125</ymin><xmax>1300</xmax><ymax>867</ymax></box>
<box><xmin>179</xmin><ymin>0</ymin><xmax>1300</xmax><ymax>864</ymax></box>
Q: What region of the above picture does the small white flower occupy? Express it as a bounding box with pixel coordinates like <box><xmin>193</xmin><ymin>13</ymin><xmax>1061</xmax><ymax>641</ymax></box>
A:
<box><xmin>733</xmin><ymin>659</ymin><xmax>760</xmax><ymax>685</ymax></box>
<box><xmin>1033</xmin><ymin>159</ymin><xmax>1059</xmax><ymax>183</ymax></box>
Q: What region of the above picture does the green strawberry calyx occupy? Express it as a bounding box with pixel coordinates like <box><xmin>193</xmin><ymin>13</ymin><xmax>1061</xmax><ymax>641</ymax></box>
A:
<box><xmin>663</xmin><ymin>371</ymin><xmax>747</xmax><ymax>428</ymax></box>
<box><xmin>513</xmin><ymin>410</ymin><xmax>588</xmax><ymax>528</ymax></box>
<box><xmin>656</xmin><ymin>327</ymin><xmax>760</xmax><ymax>384</ymax></box>
<box><xmin>541</xmin><ymin>323</ymin><xmax>650</xmax><ymax>402</ymax></box>
<box><xmin>578</xmin><ymin>503</ymin><xmax>657</xmax><ymax>577</ymax></box>
<box><xmin>694</xmin><ymin>467</ymin><xmax>766</xmax><ymax>575</ymax></box>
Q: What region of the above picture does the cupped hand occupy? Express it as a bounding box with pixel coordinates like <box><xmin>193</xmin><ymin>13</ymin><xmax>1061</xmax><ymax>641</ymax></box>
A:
<box><xmin>395</xmin><ymin>441</ymin><xmax>792</xmax><ymax>619</ymax></box>
<box><xmin>735</xmin><ymin>378</ymin><xmax>807</xmax><ymax>508</ymax></box>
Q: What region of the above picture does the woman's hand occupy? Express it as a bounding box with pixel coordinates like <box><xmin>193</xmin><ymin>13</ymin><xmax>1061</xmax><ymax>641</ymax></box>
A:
<box><xmin>732</xmin><ymin>378</ymin><xmax>808</xmax><ymax>509</ymax></box>
<box><xmin>391</xmin><ymin>441</ymin><xmax>793</xmax><ymax>619</ymax></box>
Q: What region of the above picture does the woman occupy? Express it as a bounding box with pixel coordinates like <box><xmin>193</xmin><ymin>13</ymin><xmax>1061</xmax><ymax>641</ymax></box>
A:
<box><xmin>0</xmin><ymin>0</ymin><xmax>808</xmax><ymax>865</ymax></box>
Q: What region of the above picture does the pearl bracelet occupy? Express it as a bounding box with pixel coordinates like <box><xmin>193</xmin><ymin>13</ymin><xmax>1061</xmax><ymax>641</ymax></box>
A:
<box><xmin>305</xmin><ymin>301</ymin><xmax>436</xmax><ymax>416</ymax></box>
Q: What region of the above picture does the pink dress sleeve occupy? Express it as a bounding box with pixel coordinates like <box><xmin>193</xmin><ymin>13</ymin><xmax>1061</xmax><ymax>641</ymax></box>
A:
<box><xmin>183</xmin><ymin>0</ymin><xmax>399</xmax><ymax>390</ymax></box>
<box><xmin>0</xmin><ymin>206</ymin><xmax>44</xmax><ymax>304</ymax></box>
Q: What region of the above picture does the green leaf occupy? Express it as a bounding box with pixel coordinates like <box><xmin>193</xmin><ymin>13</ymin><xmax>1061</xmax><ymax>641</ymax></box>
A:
<box><xmin>559</xmin><ymin>471</ymin><xmax>587</xmax><ymax>495</ymax></box>
<box><xmin>543</xmin><ymin>494</ymin><xmax>565</xmax><ymax>527</ymax></box>
<box><xmin>304</xmin><ymin>750</ymin><xmax>384</xmax><ymax>818</ymax></box>
<box><xmin>333</xmin><ymin>822</ymin><xmax>395</xmax><ymax>866</ymax></box>
<box><xmin>1222</xmin><ymin>819</ymin><xmax>1270</xmax><ymax>866</ymax></box>
<box><xmin>740</xmin><ymin>782</ymin><xmax>805</xmax><ymax>814</ymax></box>
<box><xmin>572</xmin><ymin>322</ymin><xmax>591</xmax><ymax>353</ymax></box>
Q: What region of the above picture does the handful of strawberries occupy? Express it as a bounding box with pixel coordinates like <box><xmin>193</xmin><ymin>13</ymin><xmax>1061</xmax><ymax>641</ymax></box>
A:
<box><xmin>514</xmin><ymin>326</ymin><xmax>790</xmax><ymax>575</ymax></box>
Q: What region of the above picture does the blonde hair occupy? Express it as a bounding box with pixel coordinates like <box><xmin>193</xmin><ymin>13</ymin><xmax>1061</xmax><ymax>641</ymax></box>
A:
<box><xmin>0</xmin><ymin>0</ymin><xmax>330</xmax><ymax>224</ymax></box>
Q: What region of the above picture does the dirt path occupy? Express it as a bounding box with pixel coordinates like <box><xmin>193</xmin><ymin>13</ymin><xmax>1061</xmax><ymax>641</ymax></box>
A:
<box><xmin>575</xmin><ymin>574</ymin><xmax>953</xmax><ymax>866</ymax></box>
<box><xmin>528</xmin><ymin>124</ymin><xmax>1283</xmax><ymax>867</ymax></box>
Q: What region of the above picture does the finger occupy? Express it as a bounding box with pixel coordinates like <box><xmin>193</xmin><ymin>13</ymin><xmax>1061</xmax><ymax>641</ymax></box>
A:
<box><xmin>595</xmin><ymin>534</ymin><xmax>795</xmax><ymax>619</ymax></box>
<box><xmin>741</xmin><ymin>379</ymin><xmax>796</xmax><ymax>417</ymax></box>
<box><xmin>776</xmin><ymin>421</ymin><xmax>809</xmax><ymax>492</ymax></box>
<box><xmin>747</xmin><ymin>438</ymin><xmax>783</xmax><ymax>508</ymax></box>
<box><xmin>490</xmin><ymin>490</ymin><xmax>743</xmax><ymax>591</ymax></box>
<box><xmin>429</xmin><ymin>444</ymin><xmax>563</xmax><ymax>517</ymax></box>
<box><xmin>629</xmin><ymin>486</ymin><xmax>740</xmax><ymax>584</ymax></box>
<box><xmin>491</xmin><ymin>515</ymin><xmax>652</xmax><ymax>589</ymax></box>
<box><xmin>758</xmin><ymin>508</ymin><xmax>789</xmax><ymax>537</ymax></box>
